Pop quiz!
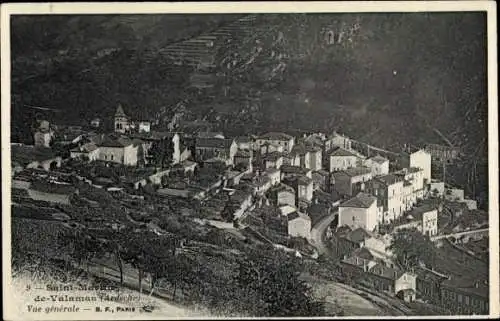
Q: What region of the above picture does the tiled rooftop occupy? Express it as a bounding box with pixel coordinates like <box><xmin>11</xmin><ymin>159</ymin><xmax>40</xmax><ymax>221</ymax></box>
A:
<box><xmin>341</xmin><ymin>192</ymin><xmax>377</xmax><ymax>208</ymax></box>
<box><xmin>376</xmin><ymin>173</ymin><xmax>404</xmax><ymax>186</ymax></box>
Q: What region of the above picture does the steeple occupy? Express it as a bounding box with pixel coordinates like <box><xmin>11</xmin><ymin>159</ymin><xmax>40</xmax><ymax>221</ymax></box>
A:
<box><xmin>115</xmin><ymin>104</ymin><xmax>127</xmax><ymax>118</ymax></box>
<box><xmin>114</xmin><ymin>104</ymin><xmax>129</xmax><ymax>133</ymax></box>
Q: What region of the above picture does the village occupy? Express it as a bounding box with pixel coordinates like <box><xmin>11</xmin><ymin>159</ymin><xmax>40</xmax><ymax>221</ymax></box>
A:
<box><xmin>11</xmin><ymin>100</ymin><xmax>489</xmax><ymax>315</ymax></box>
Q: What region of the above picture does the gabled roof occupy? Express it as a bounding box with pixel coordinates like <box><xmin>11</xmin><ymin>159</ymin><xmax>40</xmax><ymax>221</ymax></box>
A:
<box><xmin>280</xmin><ymin>205</ymin><xmax>297</xmax><ymax>216</ymax></box>
<box><xmin>290</xmin><ymin>144</ymin><xmax>309</xmax><ymax>156</ymax></box>
<box><xmin>99</xmin><ymin>136</ymin><xmax>133</xmax><ymax>148</ymax></box>
<box><xmin>406</xmin><ymin>204</ymin><xmax>438</xmax><ymax>221</ymax></box>
<box><xmin>115</xmin><ymin>104</ymin><xmax>127</xmax><ymax>118</ymax></box>
<box><xmin>258</xmin><ymin>132</ymin><xmax>293</xmax><ymax>141</ymax></box>
<box><xmin>376</xmin><ymin>174</ymin><xmax>404</xmax><ymax>186</ymax></box>
<box><xmin>329</xmin><ymin>147</ymin><xmax>358</xmax><ymax>157</ymax></box>
<box><xmin>284</xmin><ymin>175</ymin><xmax>313</xmax><ymax>187</ymax></box>
<box><xmin>335</xmin><ymin>167</ymin><xmax>372</xmax><ymax>178</ymax></box>
<box><xmin>196</xmin><ymin>138</ymin><xmax>234</xmax><ymax>149</ymax></box>
<box><xmin>287</xmin><ymin>211</ymin><xmax>311</xmax><ymax>222</ymax></box>
<box><xmin>370</xmin><ymin>155</ymin><xmax>388</xmax><ymax>164</ymax></box>
<box><xmin>341</xmin><ymin>192</ymin><xmax>377</xmax><ymax>208</ymax></box>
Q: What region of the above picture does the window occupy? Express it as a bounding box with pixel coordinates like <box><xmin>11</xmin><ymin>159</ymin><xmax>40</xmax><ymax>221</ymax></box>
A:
<box><xmin>104</xmin><ymin>155</ymin><xmax>107</xmax><ymax>160</ymax></box>
<box><xmin>352</xmin><ymin>216</ymin><xmax>356</xmax><ymax>222</ymax></box>
<box><xmin>465</xmin><ymin>296</ymin><xmax>470</xmax><ymax>305</ymax></box>
<box><xmin>110</xmin><ymin>155</ymin><xmax>114</xmax><ymax>160</ymax></box>
<box><xmin>458</xmin><ymin>294</ymin><xmax>462</xmax><ymax>303</ymax></box>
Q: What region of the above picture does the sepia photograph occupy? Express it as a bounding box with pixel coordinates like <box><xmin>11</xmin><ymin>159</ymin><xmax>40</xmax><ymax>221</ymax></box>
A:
<box><xmin>2</xmin><ymin>1</ymin><xmax>498</xmax><ymax>319</ymax></box>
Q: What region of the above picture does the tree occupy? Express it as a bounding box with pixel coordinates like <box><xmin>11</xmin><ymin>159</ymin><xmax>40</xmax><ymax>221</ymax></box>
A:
<box><xmin>388</xmin><ymin>227</ymin><xmax>437</xmax><ymax>269</ymax></box>
<box><xmin>57</xmin><ymin>229</ymin><xmax>105</xmax><ymax>273</ymax></box>
<box><xmin>236</xmin><ymin>250</ymin><xmax>325</xmax><ymax>317</ymax></box>
<box><xmin>149</xmin><ymin>139</ymin><xmax>174</xmax><ymax>168</ymax></box>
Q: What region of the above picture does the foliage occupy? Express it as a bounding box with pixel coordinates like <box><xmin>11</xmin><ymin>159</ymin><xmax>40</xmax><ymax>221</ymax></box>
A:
<box><xmin>149</xmin><ymin>139</ymin><xmax>175</xmax><ymax>168</ymax></box>
<box><xmin>388</xmin><ymin>227</ymin><xmax>437</xmax><ymax>269</ymax></box>
<box><xmin>235</xmin><ymin>250</ymin><xmax>325</xmax><ymax>317</ymax></box>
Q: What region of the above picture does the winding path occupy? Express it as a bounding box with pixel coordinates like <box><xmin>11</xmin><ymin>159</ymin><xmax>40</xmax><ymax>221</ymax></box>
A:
<box><xmin>309</xmin><ymin>211</ymin><xmax>338</xmax><ymax>255</ymax></box>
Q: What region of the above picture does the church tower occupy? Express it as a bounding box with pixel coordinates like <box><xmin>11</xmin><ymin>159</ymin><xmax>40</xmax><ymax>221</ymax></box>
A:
<box><xmin>114</xmin><ymin>104</ymin><xmax>129</xmax><ymax>133</ymax></box>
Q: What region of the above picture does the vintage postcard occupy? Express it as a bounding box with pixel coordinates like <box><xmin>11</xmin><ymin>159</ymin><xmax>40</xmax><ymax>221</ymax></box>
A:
<box><xmin>2</xmin><ymin>1</ymin><xmax>498</xmax><ymax>319</ymax></box>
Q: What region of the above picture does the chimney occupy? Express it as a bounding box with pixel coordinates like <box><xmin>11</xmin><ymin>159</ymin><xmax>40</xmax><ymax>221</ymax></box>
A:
<box><xmin>394</xmin><ymin>271</ymin><xmax>398</xmax><ymax>279</ymax></box>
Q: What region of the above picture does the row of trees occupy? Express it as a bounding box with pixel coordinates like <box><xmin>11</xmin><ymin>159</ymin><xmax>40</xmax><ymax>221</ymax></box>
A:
<box><xmin>54</xmin><ymin>226</ymin><xmax>326</xmax><ymax>317</ymax></box>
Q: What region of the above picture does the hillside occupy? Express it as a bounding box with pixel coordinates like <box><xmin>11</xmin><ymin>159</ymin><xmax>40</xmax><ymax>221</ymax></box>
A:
<box><xmin>10</xmin><ymin>13</ymin><xmax>489</xmax><ymax>202</ymax></box>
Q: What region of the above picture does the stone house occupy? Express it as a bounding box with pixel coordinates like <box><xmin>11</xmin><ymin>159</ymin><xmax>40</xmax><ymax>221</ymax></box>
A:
<box><xmin>98</xmin><ymin>136</ymin><xmax>139</xmax><ymax>166</ymax></box>
<box><xmin>283</xmin><ymin>175</ymin><xmax>314</xmax><ymax>204</ymax></box>
<box><xmin>263</xmin><ymin>151</ymin><xmax>284</xmax><ymax>170</ymax></box>
<box><xmin>400</xmin><ymin>149</ymin><xmax>432</xmax><ymax>184</ymax></box>
<box><xmin>334</xmin><ymin>226</ymin><xmax>371</xmax><ymax>259</ymax></box>
<box><xmin>255</xmin><ymin>132</ymin><xmax>295</xmax><ymax>153</ymax></box>
<box><xmin>328</xmin><ymin>132</ymin><xmax>352</xmax><ymax>151</ymax></box>
<box><xmin>333</xmin><ymin>167</ymin><xmax>373</xmax><ymax>197</ymax></box>
<box><xmin>367</xmin><ymin>174</ymin><xmax>405</xmax><ymax>223</ymax></box>
<box><xmin>311</xmin><ymin>169</ymin><xmax>330</xmax><ymax>191</ymax></box>
<box><xmin>430</xmin><ymin>180</ymin><xmax>445</xmax><ymax>197</ymax></box>
<box><xmin>290</xmin><ymin>144</ymin><xmax>311</xmax><ymax>169</ymax></box>
<box><xmin>287</xmin><ymin>211</ymin><xmax>312</xmax><ymax>239</ymax></box>
<box><xmin>282</xmin><ymin>152</ymin><xmax>301</xmax><ymax>166</ymax></box>
<box><xmin>364</xmin><ymin>155</ymin><xmax>389</xmax><ymax>177</ymax></box>
<box><xmin>268</xmin><ymin>184</ymin><xmax>296</xmax><ymax>207</ymax></box>
<box><xmin>233</xmin><ymin>150</ymin><xmax>253</xmax><ymax>171</ymax></box>
<box><xmin>235</xmin><ymin>136</ymin><xmax>254</xmax><ymax>150</ymax></box>
<box><xmin>339</xmin><ymin>257</ymin><xmax>417</xmax><ymax>298</ymax></box>
<box><xmin>132</xmin><ymin>131</ymin><xmax>184</xmax><ymax>165</ymax></box>
<box><xmin>264</xmin><ymin>168</ymin><xmax>281</xmax><ymax>186</ymax></box>
<box><xmin>306</xmin><ymin>145</ymin><xmax>323</xmax><ymax>171</ymax></box>
<box><xmin>280</xmin><ymin>165</ymin><xmax>313</xmax><ymax>180</ymax></box>
<box><xmin>393</xmin><ymin>205</ymin><xmax>439</xmax><ymax>237</ymax></box>
<box><xmin>338</xmin><ymin>192</ymin><xmax>378</xmax><ymax>232</ymax></box>
<box><xmin>195</xmin><ymin>137</ymin><xmax>238</xmax><ymax>166</ymax></box>
<box><xmin>329</xmin><ymin>147</ymin><xmax>361</xmax><ymax>172</ymax></box>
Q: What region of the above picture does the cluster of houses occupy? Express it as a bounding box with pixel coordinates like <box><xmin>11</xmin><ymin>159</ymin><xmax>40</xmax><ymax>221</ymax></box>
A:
<box><xmin>10</xmin><ymin>104</ymin><xmax>487</xmax><ymax>313</ymax></box>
